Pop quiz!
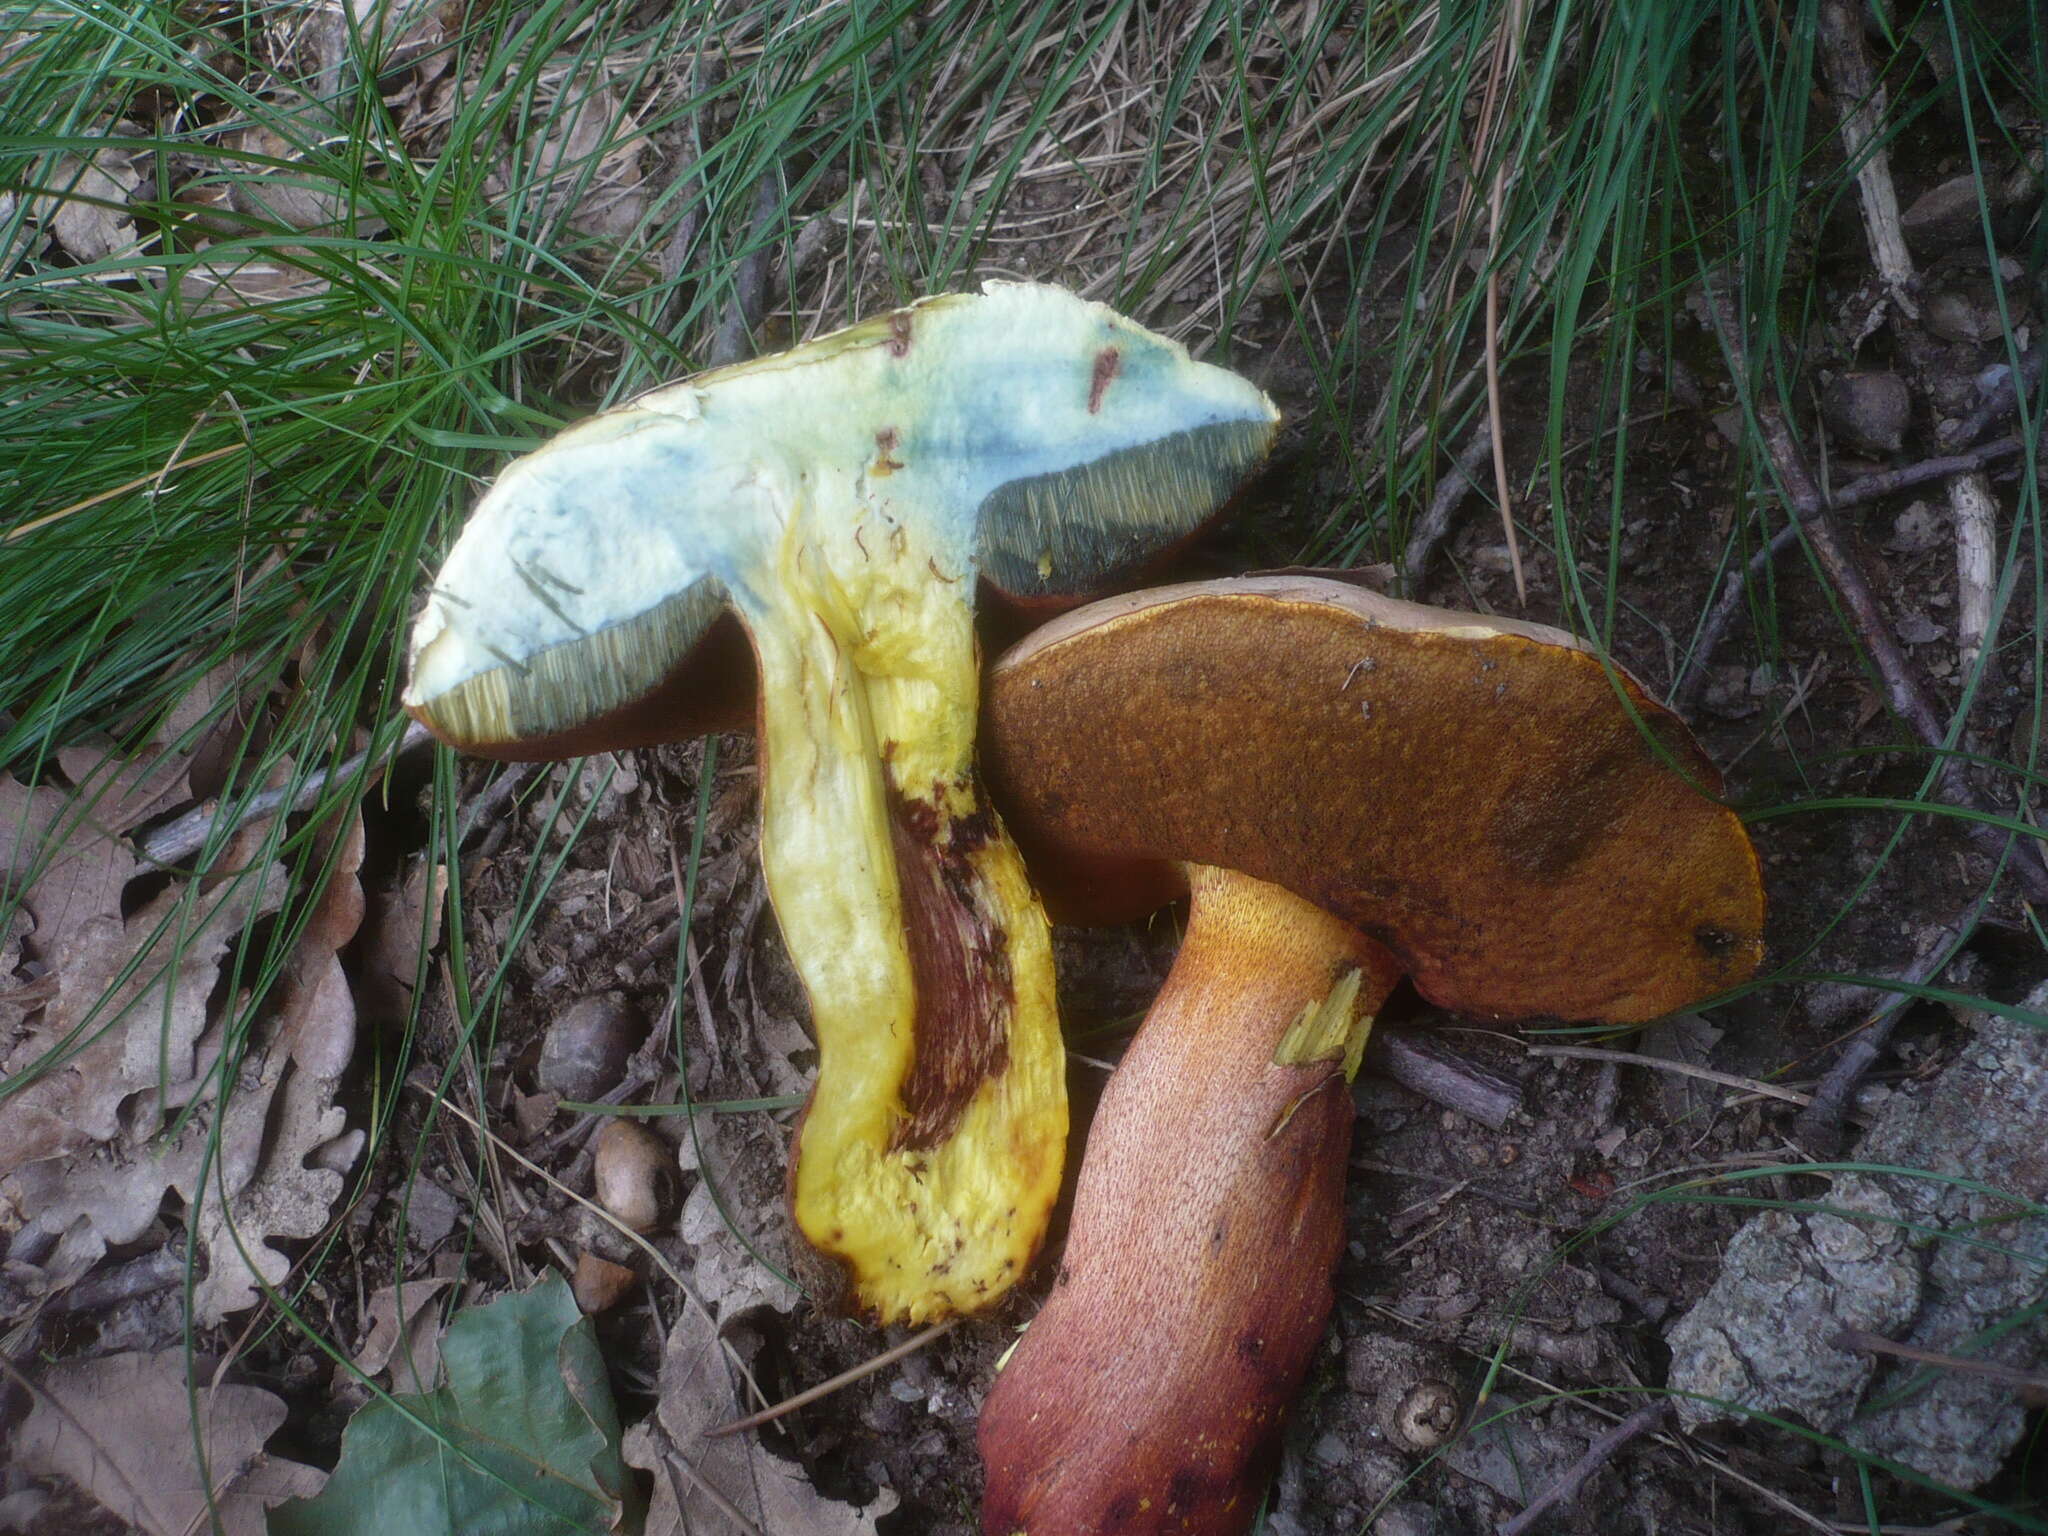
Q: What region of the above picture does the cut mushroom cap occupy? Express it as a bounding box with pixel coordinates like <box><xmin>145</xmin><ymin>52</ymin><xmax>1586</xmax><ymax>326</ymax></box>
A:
<box><xmin>406</xmin><ymin>281</ymin><xmax>1278</xmax><ymax>754</ymax></box>
<box><xmin>976</xmin><ymin>575</ymin><xmax>1764</xmax><ymax>1534</ymax></box>
<box><xmin>987</xmin><ymin>575</ymin><xmax>1763</xmax><ymax>1018</ymax></box>
<box><xmin>401</xmin><ymin>284</ymin><xmax>1278</xmax><ymax>1325</ymax></box>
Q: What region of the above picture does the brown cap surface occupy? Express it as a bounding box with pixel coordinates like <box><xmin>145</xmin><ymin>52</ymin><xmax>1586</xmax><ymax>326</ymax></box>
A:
<box><xmin>982</xmin><ymin>576</ymin><xmax>1765</xmax><ymax>1023</ymax></box>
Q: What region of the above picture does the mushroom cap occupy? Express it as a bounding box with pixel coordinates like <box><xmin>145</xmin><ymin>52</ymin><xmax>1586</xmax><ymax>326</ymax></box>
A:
<box><xmin>982</xmin><ymin>576</ymin><xmax>1766</xmax><ymax>1023</ymax></box>
<box><xmin>402</xmin><ymin>281</ymin><xmax>1277</xmax><ymax>756</ymax></box>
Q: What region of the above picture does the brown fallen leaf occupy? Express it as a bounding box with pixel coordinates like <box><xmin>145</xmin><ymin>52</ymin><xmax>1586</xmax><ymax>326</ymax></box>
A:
<box><xmin>1</xmin><ymin>797</ymin><xmax>362</xmax><ymax>1322</ymax></box>
<box><xmin>358</xmin><ymin>852</ymin><xmax>447</xmax><ymax>1021</ymax></box>
<box><xmin>351</xmin><ymin>1277</ymin><xmax>454</xmax><ymax>1395</ymax></box>
<box><xmin>35</xmin><ymin>140</ymin><xmax>141</xmax><ymax>262</ymax></box>
<box><xmin>12</xmin><ymin>1349</ymin><xmax>324</xmax><ymax>1536</ymax></box>
<box><xmin>500</xmin><ymin>77</ymin><xmax>648</xmax><ymax>239</ymax></box>
<box><xmin>0</xmin><ymin>858</ymin><xmax>287</xmax><ymax>1173</ymax></box>
<box><xmin>624</xmin><ymin>1303</ymin><xmax>897</xmax><ymax>1535</ymax></box>
<box><xmin>186</xmin><ymin>809</ymin><xmax>366</xmax><ymax>1322</ymax></box>
<box><xmin>175</xmin><ymin>253</ymin><xmax>332</xmax><ymax>311</ymax></box>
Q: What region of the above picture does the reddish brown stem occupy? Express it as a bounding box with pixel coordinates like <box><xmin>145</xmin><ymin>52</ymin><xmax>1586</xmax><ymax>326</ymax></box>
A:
<box><xmin>979</xmin><ymin>867</ymin><xmax>1404</xmax><ymax>1536</ymax></box>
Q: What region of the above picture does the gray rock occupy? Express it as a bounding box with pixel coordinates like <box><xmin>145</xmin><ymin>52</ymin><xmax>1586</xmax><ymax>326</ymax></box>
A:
<box><xmin>1666</xmin><ymin>983</ymin><xmax>2048</xmax><ymax>1488</ymax></box>
<box><xmin>1820</xmin><ymin>371</ymin><xmax>1910</xmax><ymax>453</ymax></box>
<box><xmin>1666</xmin><ymin>1179</ymin><xmax>1920</xmax><ymax>1430</ymax></box>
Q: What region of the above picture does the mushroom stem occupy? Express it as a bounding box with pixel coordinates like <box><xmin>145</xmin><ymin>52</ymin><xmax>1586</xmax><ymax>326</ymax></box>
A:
<box><xmin>748</xmin><ymin>515</ymin><xmax>1063</xmax><ymax>1324</ymax></box>
<box><xmin>979</xmin><ymin>865</ymin><xmax>1402</xmax><ymax>1536</ymax></box>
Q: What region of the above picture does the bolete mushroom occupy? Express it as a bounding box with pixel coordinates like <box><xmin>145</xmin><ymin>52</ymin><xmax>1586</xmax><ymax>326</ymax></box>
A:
<box><xmin>976</xmin><ymin>575</ymin><xmax>1765</xmax><ymax>1534</ymax></box>
<box><xmin>402</xmin><ymin>283</ymin><xmax>1277</xmax><ymax>1323</ymax></box>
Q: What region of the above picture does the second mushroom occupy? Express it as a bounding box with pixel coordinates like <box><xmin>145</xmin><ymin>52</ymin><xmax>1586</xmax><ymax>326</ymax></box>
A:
<box><xmin>403</xmin><ymin>283</ymin><xmax>1277</xmax><ymax>1323</ymax></box>
<box><xmin>976</xmin><ymin>575</ymin><xmax>1766</xmax><ymax>1534</ymax></box>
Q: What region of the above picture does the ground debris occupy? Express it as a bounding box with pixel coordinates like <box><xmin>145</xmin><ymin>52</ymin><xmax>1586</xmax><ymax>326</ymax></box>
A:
<box><xmin>1667</xmin><ymin>980</ymin><xmax>2048</xmax><ymax>1488</ymax></box>
<box><xmin>625</xmin><ymin>1303</ymin><xmax>897</xmax><ymax>1535</ymax></box>
<box><xmin>0</xmin><ymin>772</ymin><xmax>363</xmax><ymax>1323</ymax></box>
<box><xmin>11</xmin><ymin>1348</ymin><xmax>324</xmax><ymax>1535</ymax></box>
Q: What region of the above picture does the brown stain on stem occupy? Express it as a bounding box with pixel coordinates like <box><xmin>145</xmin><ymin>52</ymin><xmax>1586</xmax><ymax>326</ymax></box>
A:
<box><xmin>887</xmin><ymin>781</ymin><xmax>1013</xmax><ymax>1151</ymax></box>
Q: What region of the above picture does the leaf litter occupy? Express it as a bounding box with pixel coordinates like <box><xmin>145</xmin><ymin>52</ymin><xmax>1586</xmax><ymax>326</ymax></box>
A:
<box><xmin>14</xmin><ymin>1347</ymin><xmax>324</xmax><ymax>1536</ymax></box>
<box><xmin>625</xmin><ymin>1301</ymin><xmax>897</xmax><ymax>1536</ymax></box>
<box><xmin>272</xmin><ymin>1275</ymin><xmax>632</xmax><ymax>1536</ymax></box>
<box><xmin>1</xmin><ymin>700</ymin><xmax>363</xmax><ymax>1323</ymax></box>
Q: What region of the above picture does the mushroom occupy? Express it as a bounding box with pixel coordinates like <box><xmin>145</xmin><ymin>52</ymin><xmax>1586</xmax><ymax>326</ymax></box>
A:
<box><xmin>402</xmin><ymin>283</ymin><xmax>1277</xmax><ymax>1323</ymax></box>
<box><xmin>975</xmin><ymin>575</ymin><xmax>1765</xmax><ymax>1534</ymax></box>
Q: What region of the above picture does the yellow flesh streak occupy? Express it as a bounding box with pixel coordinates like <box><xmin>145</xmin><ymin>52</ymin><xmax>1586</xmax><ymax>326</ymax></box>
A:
<box><xmin>749</xmin><ymin>496</ymin><xmax>1064</xmax><ymax>1324</ymax></box>
<box><xmin>1265</xmin><ymin>966</ymin><xmax>1376</xmax><ymax>1142</ymax></box>
<box><xmin>1272</xmin><ymin>965</ymin><xmax>1374</xmax><ymax>1077</ymax></box>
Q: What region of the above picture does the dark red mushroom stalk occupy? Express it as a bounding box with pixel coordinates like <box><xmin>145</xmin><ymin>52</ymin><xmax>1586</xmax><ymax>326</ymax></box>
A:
<box><xmin>976</xmin><ymin>575</ymin><xmax>1766</xmax><ymax>1534</ymax></box>
<box><xmin>402</xmin><ymin>284</ymin><xmax>1277</xmax><ymax>1324</ymax></box>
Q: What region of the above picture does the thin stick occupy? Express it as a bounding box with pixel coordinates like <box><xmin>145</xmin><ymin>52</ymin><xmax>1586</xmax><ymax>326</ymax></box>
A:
<box><xmin>1527</xmin><ymin>1044</ymin><xmax>1812</xmax><ymax>1108</ymax></box>
<box><xmin>1835</xmin><ymin>1328</ymin><xmax>2048</xmax><ymax>1401</ymax></box>
<box><xmin>708</xmin><ymin>174</ymin><xmax>780</xmax><ymax>368</ymax></box>
<box><xmin>1815</xmin><ymin>0</ymin><xmax>1916</xmax><ymax>314</ymax></box>
<box><xmin>1497</xmin><ymin>1399</ymin><xmax>1673</xmax><ymax>1535</ymax></box>
<box><xmin>705</xmin><ymin>1320</ymin><xmax>957</xmax><ymax>1438</ymax></box>
<box><xmin>1697</xmin><ymin>281</ymin><xmax>2048</xmax><ymax>901</ymax></box>
<box><xmin>1792</xmin><ymin>900</ymin><xmax>1980</xmax><ymax>1158</ymax></box>
<box><xmin>1673</xmin><ymin>429</ymin><xmax>2034</xmax><ymax>711</ymax></box>
<box><xmin>1401</xmin><ymin>421</ymin><xmax>1494</xmax><ymax>591</ymax></box>
<box><xmin>1479</xmin><ymin>0</ymin><xmax>1529</xmax><ymax>604</ymax></box>
<box><xmin>5</xmin><ymin>441</ymin><xmax>247</xmax><ymax>545</ymax></box>
<box><xmin>137</xmin><ymin>720</ymin><xmax>432</xmax><ymax>872</ymax></box>
<box><xmin>1369</xmin><ymin>1028</ymin><xmax>1523</xmax><ymax>1129</ymax></box>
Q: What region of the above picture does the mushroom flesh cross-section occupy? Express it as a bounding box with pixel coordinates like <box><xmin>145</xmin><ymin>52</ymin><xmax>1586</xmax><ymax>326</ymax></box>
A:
<box><xmin>976</xmin><ymin>575</ymin><xmax>1766</xmax><ymax>1533</ymax></box>
<box><xmin>402</xmin><ymin>283</ymin><xmax>1279</xmax><ymax>1323</ymax></box>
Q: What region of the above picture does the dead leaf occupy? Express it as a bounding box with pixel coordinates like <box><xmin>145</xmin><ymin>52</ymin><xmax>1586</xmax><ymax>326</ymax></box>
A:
<box><xmin>679</xmin><ymin>1178</ymin><xmax>798</xmax><ymax>1323</ymax></box>
<box><xmin>13</xmin><ymin>1350</ymin><xmax>324</xmax><ymax>1536</ymax></box>
<box><xmin>36</xmin><ymin>142</ymin><xmax>140</xmax><ymax>262</ymax></box>
<box><xmin>228</xmin><ymin>113</ymin><xmax>388</xmax><ymax>237</ymax></box>
<box><xmin>503</xmin><ymin>79</ymin><xmax>648</xmax><ymax>239</ymax></box>
<box><xmin>359</xmin><ymin>853</ymin><xmax>447</xmax><ymax>1020</ymax></box>
<box><xmin>0</xmin><ymin>860</ymin><xmax>287</xmax><ymax>1172</ymax></box>
<box><xmin>176</xmin><ymin>254</ymin><xmax>331</xmax><ymax>311</ymax></box>
<box><xmin>624</xmin><ymin>1305</ymin><xmax>896</xmax><ymax>1535</ymax></box>
<box><xmin>185</xmin><ymin>811</ymin><xmax>366</xmax><ymax>1322</ymax></box>
<box><xmin>0</xmin><ymin>801</ymin><xmax>362</xmax><ymax>1322</ymax></box>
<box><xmin>352</xmin><ymin>1278</ymin><xmax>453</xmax><ymax>1395</ymax></box>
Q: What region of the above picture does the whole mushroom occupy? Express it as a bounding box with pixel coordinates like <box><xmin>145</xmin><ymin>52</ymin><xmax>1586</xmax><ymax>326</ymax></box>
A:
<box><xmin>403</xmin><ymin>283</ymin><xmax>1277</xmax><ymax>1323</ymax></box>
<box><xmin>976</xmin><ymin>575</ymin><xmax>1766</xmax><ymax>1534</ymax></box>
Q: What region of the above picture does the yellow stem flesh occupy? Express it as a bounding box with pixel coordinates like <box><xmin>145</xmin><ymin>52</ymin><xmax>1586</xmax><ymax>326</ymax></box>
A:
<box><xmin>744</xmin><ymin>497</ymin><xmax>1064</xmax><ymax>1324</ymax></box>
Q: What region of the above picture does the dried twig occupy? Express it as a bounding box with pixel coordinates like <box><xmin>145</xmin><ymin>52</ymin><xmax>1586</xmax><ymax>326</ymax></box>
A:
<box><xmin>1527</xmin><ymin>1044</ymin><xmax>1812</xmax><ymax>1109</ymax></box>
<box><xmin>1951</xmin><ymin>460</ymin><xmax>1998</xmax><ymax>665</ymax></box>
<box><xmin>1791</xmin><ymin>899</ymin><xmax>1982</xmax><ymax>1158</ymax></box>
<box><xmin>708</xmin><ymin>174</ymin><xmax>781</xmax><ymax>369</ymax></box>
<box><xmin>1401</xmin><ymin>421</ymin><xmax>1494</xmax><ymax>591</ymax></box>
<box><xmin>1835</xmin><ymin>1328</ymin><xmax>2048</xmax><ymax>1404</ymax></box>
<box><xmin>1815</xmin><ymin>1</ymin><xmax>1916</xmax><ymax>316</ymax></box>
<box><xmin>1696</xmin><ymin>280</ymin><xmax>2048</xmax><ymax>901</ymax></box>
<box><xmin>1474</xmin><ymin>0</ymin><xmax>1530</xmax><ymax>604</ymax></box>
<box><xmin>1368</xmin><ymin>1027</ymin><xmax>1523</xmax><ymax>1129</ymax></box>
<box><xmin>1674</xmin><ymin>429</ymin><xmax>2035</xmax><ymax>709</ymax></box>
<box><xmin>1497</xmin><ymin>1399</ymin><xmax>1673</xmax><ymax>1535</ymax></box>
<box><xmin>706</xmin><ymin>1320</ymin><xmax>957</xmax><ymax>1438</ymax></box>
<box><xmin>45</xmin><ymin>1249</ymin><xmax>184</xmax><ymax>1315</ymax></box>
<box><xmin>136</xmin><ymin>719</ymin><xmax>432</xmax><ymax>872</ymax></box>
